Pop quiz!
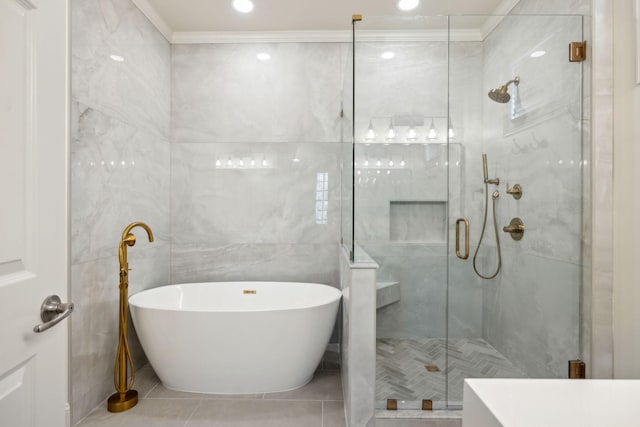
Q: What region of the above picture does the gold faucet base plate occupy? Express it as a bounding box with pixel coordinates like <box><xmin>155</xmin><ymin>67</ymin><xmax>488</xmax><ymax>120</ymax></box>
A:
<box><xmin>107</xmin><ymin>389</ymin><xmax>138</xmax><ymax>412</ymax></box>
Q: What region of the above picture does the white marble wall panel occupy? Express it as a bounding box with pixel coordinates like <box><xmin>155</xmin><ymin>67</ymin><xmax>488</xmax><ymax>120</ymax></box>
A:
<box><xmin>479</xmin><ymin>13</ymin><xmax>585</xmax><ymax>379</ymax></box>
<box><xmin>72</xmin><ymin>103</ymin><xmax>171</xmax><ymax>263</ymax></box>
<box><xmin>70</xmin><ymin>0</ymin><xmax>171</xmax><ymax>423</ymax></box>
<box><xmin>589</xmin><ymin>0</ymin><xmax>614</xmax><ymax>379</ymax></box>
<box><xmin>367</xmin><ymin>245</ymin><xmax>483</xmax><ymax>340</ymax></box>
<box><xmin>172</xmin><ymin>43</ymin><xmax>348</xmax><ymax>143</ymax></box>
<box><xmin>354</xmin><ymin>143</ymin><xmax>459</xmax><ymax>242</ymax></box>
<box><xmin>170</xmin><ymin>141</ymin><xmax>342</xmax><ymax>287</ymax></box>
<box><xmin>389</xmin><ymin>202</ymin><xmax>447</xmax><ymax>242</ymax></box>
<box><xmin>340</xmin><ymin>249</ymin><xmax>352</xmax><ymax>422</ymax></box>
<box><xmin>449</xmin><ymin>42</ymin><xmax>484</xmax><ymax>239</ymax></box>
<box><xmin>340</xmin><ymin>246</ymin><xmax>377</xmax><ymax>427</ymax></box>
<box><xmin>511</xmin><ymin>0</ymin><xmax>589</xmax><ymax>15</ymax></box>
<box><xmin>71</xmin><ymin>244</ymin><xmax>170</xmax><ymax>423</ymax></box>
<box><xmin>481</xmin><ymin>253</ymin><xmax>581</xmax><ymax>378</ymax></box>
<box><xmin>448</xmin><ymin>261</ymin><xmax>484</xmax><ymax>338</ymax></box>
<box><xmin>171</xmin><ymin>243</ymin><xmax>339</xmax><ymax>287</ymax></box>
<box><xmin>353</xmin><ymin>39</ymin><xmax>484</xmax><ymax>345</ymax></box>
<box><xmin>171</xmin><ymin>142</ymin><xmax>340</xmax><ymax>247</ymax></box>
<box><xmin>71</xmin><ymin>0</ymin><xmax>170</xmax><ymax>139</ymax></box>
<box><xmin>170</xmin><ymin>43</ymin><xmax>346</xmax><ymax>296</ymax></box>
<box><xmin>373</xmin><ymin>249</ymin><xmax>448</xmax><ymax>339</ymax></box>
<box><xmin>353</xmin><ymin>41</ymin><xmax>449</xmax><ymax>143</ymax></box>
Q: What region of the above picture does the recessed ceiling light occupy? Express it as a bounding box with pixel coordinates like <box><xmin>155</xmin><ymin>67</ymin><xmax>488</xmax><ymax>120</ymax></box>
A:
<box><xmin>256</xmin><ymin>52</ymin><xmax>271</xmax><ymax>61</ymax></box>
<box><xmin>109</xmin><ymin>54</ymin><xmax>124</xmax><ymax>62</ymax></box>
<box><xmin>397</xmin><ymin>0</ymin><xmax>419</xmax><ymax>11</ymax></box>
<box><xmin>530</xmin><ymin>50</ymin><xmax>546</xmax><ymax>58</ymax></box>
<box><xmin>381</xmin><ymin>51</ymin><xmax>395</xmax><ymax>59</ymax></box>
<box><xmin>233</xmin><ymin>0</ymin><xmax>254</xmax><ymax>13</ymax></box>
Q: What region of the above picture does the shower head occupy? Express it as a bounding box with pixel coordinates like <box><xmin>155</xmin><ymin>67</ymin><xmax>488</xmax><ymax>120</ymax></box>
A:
<box><xmin>488</xmin><ymin>76</ymin><xmax>520</xmax><ymax>103</ymax></box>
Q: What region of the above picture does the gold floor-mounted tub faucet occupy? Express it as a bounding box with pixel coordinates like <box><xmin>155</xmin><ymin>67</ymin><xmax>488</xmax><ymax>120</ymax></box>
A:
<box><xmin>108</xmin><ymin>222</ymin><xmax>154</xmax><ymax>413</ymax></box>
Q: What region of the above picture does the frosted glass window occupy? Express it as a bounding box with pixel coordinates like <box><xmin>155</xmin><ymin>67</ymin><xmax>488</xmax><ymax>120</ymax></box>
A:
<box><xmin>315</xmin><ymin>172</ymin><xmax>329</xmax><ymax>225</ymax></box>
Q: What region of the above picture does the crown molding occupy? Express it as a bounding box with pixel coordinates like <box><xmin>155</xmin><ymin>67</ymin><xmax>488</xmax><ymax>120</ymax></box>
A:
<box><xmin>131</xmin><ymin>0</ymin><xmax>173</xmax><ymax>42</ymax></box>
<box><xmin>171</xmin><ymin>29</ymin><xmax>483</xmax><ymax>44</ymax></box>
<box><xmin>171</xmin><ymin>30</ymin><xmax>351</xmax><ymax>44</ymax></box>
<box><xmin>132</xmin><ymin>0</ymin><xmax>519</xmax><ymax>45</ymax></box>
<box><xmin>480</xmin><ymin>0</ymin><xmax>521</xmax><ymax>39</ymax></box>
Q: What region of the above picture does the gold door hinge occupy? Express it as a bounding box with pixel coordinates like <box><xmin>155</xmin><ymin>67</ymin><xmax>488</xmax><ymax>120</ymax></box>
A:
<box><xmin>568</xmin><ymin>359</ymin><xmax>586</xmax><ymax>379</ymax></box>
<box><xmin>569</xmin><ymin>41</ymin><xmax>587</xmax><ymax>62</ymax></box>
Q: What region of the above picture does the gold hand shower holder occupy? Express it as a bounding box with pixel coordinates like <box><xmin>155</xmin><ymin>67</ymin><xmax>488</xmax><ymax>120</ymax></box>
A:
<box><xmin>108</xmin><ymin>221</ymin><xmax>154</xmax><ymax>412</ymax></box>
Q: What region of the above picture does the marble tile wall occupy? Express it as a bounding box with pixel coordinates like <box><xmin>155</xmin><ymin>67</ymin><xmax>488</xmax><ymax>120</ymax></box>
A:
<box><xmin>70</xmin><ymin>0</ymin><xmax>170</xmax><ymax>423</ymax></box>
<box><xmin>478</xmin><ymin>14</ymin><xmax>585</xmax><ymax>378</ymax></box>
<box><xmin>340</xmin><ymin>245</ymin><xmax>377</xmax><ymax>427</ymax></box>
<box><xmin>510</xmin><ymin>0</ymin><xmax>590</xmax><ymax>15</ymax></box>
<box><xmin>589</xmin><ymin>0</ymin><xmax>614</xmax><ymax>379</ymax></box>
<box><xmin>170</xmin><ymin>43</ymin><xmax>348</xmax><ymax>288</ymax></box>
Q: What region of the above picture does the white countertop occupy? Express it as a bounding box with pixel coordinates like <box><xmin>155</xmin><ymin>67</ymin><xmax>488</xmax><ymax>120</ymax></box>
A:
<box><xmin>464</xmin><ymin>378</ymin><xmax>640</xmax><ymax>427</ymax></box>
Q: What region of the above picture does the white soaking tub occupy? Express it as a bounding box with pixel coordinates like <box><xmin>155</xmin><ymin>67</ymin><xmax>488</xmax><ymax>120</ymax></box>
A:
<box><xmin>129</xmin><ymin>281</ymin><xmax>341</xmax><ymax>394</ymax></box>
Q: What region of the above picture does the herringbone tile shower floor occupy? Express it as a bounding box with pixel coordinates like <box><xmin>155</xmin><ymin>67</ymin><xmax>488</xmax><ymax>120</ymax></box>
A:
<box><xmin>376</xmin><ymin>337</ymin><xmax>526</xmax><ymax>407</ymax></box>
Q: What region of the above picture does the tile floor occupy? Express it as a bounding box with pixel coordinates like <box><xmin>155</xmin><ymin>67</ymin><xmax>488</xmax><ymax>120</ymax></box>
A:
<box><xmin>75</xmin><ymin>364</ymin><xmax>346</xmax><ymax>427</ymax></box>
<box><xmin>376</xmin><ymin>337</ymin><xmax>526</xmax><ymax>408</ymax></box>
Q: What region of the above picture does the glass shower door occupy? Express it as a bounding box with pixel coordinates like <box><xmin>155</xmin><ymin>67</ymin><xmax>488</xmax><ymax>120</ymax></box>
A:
<box><xmin>353</xmin><ymin>15</ymin><xmax>452</xmax><ymax>410</ymax></box>
<box><xmin>446</xmin><ymin>15</ymin><xmax>585</xmax><ymax>406</ymax></box>
<box><xmin>353</xmin><ymin>13</ymin><xmax>586</xmax><ymax>413</ymax></box>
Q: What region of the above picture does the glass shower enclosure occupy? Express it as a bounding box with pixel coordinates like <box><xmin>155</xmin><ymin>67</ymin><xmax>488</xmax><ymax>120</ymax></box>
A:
<box><xmin>350</xmin><ymin>14</ymin><xmax>586</xmax><ymax>410</ymax></box>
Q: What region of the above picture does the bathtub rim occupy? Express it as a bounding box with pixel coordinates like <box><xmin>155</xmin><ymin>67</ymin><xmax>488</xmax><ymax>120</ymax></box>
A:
<box><xmin>128</xmin><ymin>280</ymin><xmax>343</xmax><ymax>314</ymax></box>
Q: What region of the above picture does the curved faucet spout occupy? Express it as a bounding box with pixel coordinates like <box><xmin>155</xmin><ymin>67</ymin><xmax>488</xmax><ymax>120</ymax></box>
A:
<box><xmin>119</xmin><ymin>222</ymin><xmax>154</xmax><ymax>271</ymax></box>
<box><xmin>121</xmin><ymin>221</ymin><xmax>154</xmax><ymax>245</ymax></box>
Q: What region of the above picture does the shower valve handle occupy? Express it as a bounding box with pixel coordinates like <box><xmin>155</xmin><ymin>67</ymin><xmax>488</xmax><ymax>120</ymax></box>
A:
<box><xmin>503</xmin><ymin>217</ymin><xmax>525</xmax><ymax>241</ymax></box>
<box><xmin>506</xmin><ymin>183</ymin><xmax>523</xmax><ymax>200</ymax></box>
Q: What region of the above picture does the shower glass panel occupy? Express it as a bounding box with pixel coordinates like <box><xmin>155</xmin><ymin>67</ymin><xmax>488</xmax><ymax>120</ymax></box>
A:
<box><xmin>446</xmin><ymin>14</ymin><xmax>584</xmax><ymax>406</ymax></box>
<box><xmin>353</xmin><ymin>15</ymin><xmax>450</xmax><ymax>410</ymax></box>
<box><xmin>352</xmin><ymin>14</ymin><xmax>585</xmax><ymax>411</ymax></box>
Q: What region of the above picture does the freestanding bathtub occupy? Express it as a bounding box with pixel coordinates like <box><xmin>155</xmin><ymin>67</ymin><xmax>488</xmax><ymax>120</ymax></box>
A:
<box><xmin>129</xmin><ymin>281</ymin><xmax>342</xmax><ymax>394</ymax></box>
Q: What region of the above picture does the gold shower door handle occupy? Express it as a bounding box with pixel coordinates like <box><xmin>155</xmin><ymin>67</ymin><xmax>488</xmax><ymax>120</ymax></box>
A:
<box><xmin>455</xmin><ymin>218</ymin><xmax>470</xmax><ymax>260</ymax></box>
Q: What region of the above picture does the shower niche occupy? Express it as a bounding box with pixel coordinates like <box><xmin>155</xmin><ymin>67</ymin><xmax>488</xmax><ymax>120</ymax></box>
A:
<box><xmin>389</xmin><ymin>201</ymin><xmax>446</xmax><ymax>242</ymax></box>
<box><xmin>349</xmin><ymin>14</ymin><xmax>586</xmax><ymax>414</ymax></box>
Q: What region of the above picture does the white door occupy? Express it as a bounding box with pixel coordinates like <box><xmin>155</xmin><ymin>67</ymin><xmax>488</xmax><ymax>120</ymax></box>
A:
<box><xmin>0</xmin><ymin>0</ymin><xmax>70</xmax><ymax>426</ymax></box>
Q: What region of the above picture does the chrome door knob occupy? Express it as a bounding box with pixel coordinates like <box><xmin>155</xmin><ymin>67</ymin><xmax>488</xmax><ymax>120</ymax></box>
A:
<box><xmin>33</xmin><ymin>295</ymin><xmax>74</xmax><ymax>333</ymax></box>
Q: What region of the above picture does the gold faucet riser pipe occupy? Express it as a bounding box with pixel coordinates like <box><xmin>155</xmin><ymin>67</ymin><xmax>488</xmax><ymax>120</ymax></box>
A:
<box><xmin>108</xmin><ymin>221</ymin><xmax>153</xmax><ymax>413</ymax></box>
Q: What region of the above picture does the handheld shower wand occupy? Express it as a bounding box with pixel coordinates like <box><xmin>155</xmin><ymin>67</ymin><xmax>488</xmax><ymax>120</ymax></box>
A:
<box><xmin>473</xmin><ymin>154</ymin><xmax>502</xmax><ymax>279</ymax></box>
<box><xmin>482</xmin><ymin>154</ymin><xmax>500</xmax><ymax>185</ymax></box>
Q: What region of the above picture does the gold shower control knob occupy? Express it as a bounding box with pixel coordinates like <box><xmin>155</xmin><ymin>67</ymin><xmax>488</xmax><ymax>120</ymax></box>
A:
<box><xmin>503</xmin><ymin>217</ymin><xmax>525</xmax><ymax>240</ymax></box>
<box><xmin>506</xmin><ymin>183</ymin><xmax>523</xmax><ymax>200</ymax></box>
